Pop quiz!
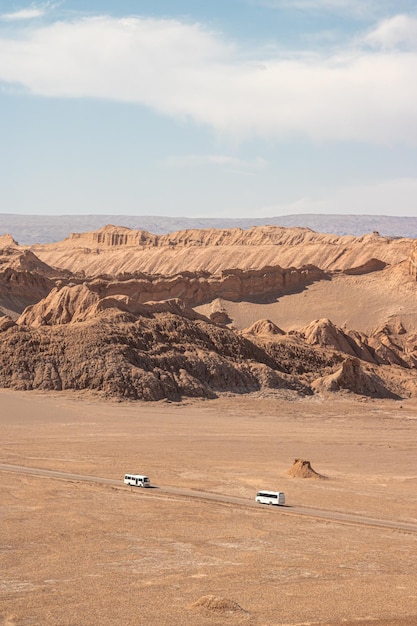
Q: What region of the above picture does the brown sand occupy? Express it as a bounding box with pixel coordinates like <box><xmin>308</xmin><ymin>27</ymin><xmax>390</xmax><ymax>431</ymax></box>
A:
<box><xmin>1</xmin><ymin>389</ymin><xmax>417</xmax><ymax>625</ymax></box>
<box><xmin>196</xmin><ymin>265</ymin><xmax>417</xmax><ymax>335</ymax></box>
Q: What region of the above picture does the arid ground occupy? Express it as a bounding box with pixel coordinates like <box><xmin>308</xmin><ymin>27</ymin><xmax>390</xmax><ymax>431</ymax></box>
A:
<box><xmin>1</xmin><ymin>389</ymin><xmax>417</xmax><ymax>626</ymax></box>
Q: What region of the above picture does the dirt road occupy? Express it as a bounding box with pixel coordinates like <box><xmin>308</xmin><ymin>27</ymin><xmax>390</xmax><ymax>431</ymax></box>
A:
<box><xmin>1</xmin><ymin>462</ymin><xmax>416</xmax><ymax>535</ymax></box>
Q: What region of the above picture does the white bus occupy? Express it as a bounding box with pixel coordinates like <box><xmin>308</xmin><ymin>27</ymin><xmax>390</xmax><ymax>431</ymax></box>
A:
<box><xmin>255</xmin><ymin>490</ymin><xmax>285</xmax><ymax>506</ymax></box>
<box><xmin>124</xmin><ymin>474</ymin><xmax>151</xmax><ymax>488</ymax></box>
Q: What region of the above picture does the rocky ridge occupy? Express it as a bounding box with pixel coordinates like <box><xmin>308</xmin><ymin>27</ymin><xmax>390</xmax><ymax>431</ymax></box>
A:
<box><xmin>29</xmin><ymin>225</ymin><xmax>413</xmax><ymax>276</ymax></box>
<box><xmin>1</xmin><ymin>225</ymin><xmax>417</xmax><ymax>401</ymax></box>
<box><xmin>0</xmin><ymin>295</ymin><xmax>309</xmax><ymax>401</ymax></box>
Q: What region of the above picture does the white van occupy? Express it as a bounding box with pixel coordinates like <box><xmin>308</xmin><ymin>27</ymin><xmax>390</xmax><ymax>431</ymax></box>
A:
<box><xmin>255</xmin><ymin>490</ymin><xmax>285</xmax><ymax>506</ymax></box>
<box><xmin>124</xmin><ymin>474</ymin><xmax>151</xmax><ymax>488</ymax></box>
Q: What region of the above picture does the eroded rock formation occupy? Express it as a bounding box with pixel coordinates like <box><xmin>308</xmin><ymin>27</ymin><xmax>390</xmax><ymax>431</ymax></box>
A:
<box><xmin>409</xmin><ymin>241</ymin><xmax>417</xmax><ymax>280</ymax></box>
<box><xmin>0</xmin><ymin>245</ymin><xmax>68</xmax><ymax>318</ymax></box>
<box><xmin>1</xmin><ymin>225</ymin><xmax>417</xmax><ymax>400</ymax></box>
<box><xmin>0</xmin><ymin>298</ymin><xmax>309</xmax><ymax>400</ymax></box>
<box><xmin>311</xmin><ymin>357</ymin><xmax>401</xmax><ymax>399</ymax></box>
<box><xmin>287</xmin><ymin>459</ymin><xmax>326</xmax><ymax>479</ymax></box>
<box><xmin>30</xmin><ymin>224</ymin><xmax>413</xmax><ymax>277</ymax></box>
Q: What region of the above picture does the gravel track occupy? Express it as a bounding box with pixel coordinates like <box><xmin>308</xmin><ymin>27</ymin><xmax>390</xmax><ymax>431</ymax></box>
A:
<box><xmin>1</xmin><ymin>462</ymin><xmax>416</xmax><ymax>535</ymax></box>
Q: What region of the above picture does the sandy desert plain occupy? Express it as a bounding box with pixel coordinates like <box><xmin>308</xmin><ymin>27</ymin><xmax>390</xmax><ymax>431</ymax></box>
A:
<box><xmin>1</xmin><ymin>388</ymin><xmax>417</xmax><ymax>626</ymax></box>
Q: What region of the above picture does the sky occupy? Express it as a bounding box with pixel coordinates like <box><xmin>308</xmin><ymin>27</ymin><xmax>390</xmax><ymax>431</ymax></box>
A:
<box><xmin>1</xmin><ymin>0</ymin><xmax>417</xmax><ymax>218</ymax></box>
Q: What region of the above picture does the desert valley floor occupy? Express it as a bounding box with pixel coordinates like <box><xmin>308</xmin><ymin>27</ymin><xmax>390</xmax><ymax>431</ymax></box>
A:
<box><xmin>1</xmin><ymin>389</ymin><xmax>417</xmax><ymax>626</ymax></box>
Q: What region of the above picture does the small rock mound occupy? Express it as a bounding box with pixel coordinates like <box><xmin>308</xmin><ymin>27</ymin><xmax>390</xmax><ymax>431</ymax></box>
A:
<box><xmin>245</xmin><ymin>319</ymin><xmax>285</xmax><ymax>336</ymax></box>
<box><xmin>190</xmin><ymin>595</ymin><xmax>248</xmax><ymax>616</ymax></box>
<box><xmin>209</xmin><ymin>299</ymin><xmax>231</xmax><ymax>324</ymax></box>
<box><xmin>210</xmin><ymin>310</ymin><xmax>230</xmax><ymax>324</ymax></box>
<box><xmin>287</xmin><ymin>458</ymin><xmax>326</xmax><ymax>479</ymax></box>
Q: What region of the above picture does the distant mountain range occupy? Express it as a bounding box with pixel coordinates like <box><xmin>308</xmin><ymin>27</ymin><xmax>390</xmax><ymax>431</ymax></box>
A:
<box><xmin>1</xmin><ymin>213</ymin><xmax>417</xmax><ymax>244</ymax></box>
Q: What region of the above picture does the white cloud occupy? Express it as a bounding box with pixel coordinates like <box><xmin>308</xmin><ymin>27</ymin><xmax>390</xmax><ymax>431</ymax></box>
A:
<box><xmin>0</xmin><ymin>2</ymin><xmax>57</xmax><ymax>21</ymax></box>
<box><xmin>364</xmin><ymin>14</ymin><xmax>417</xmax><ymax>50</ymax></box>
<box><xmin>1</xmin><ymin>8</ymin><xmax>45</xmax><ymax>21</ymax></box>
<box><xmin>1</xmin><ymin>15</ymin><xmax>417</xmax><ymax>144</ymax></box>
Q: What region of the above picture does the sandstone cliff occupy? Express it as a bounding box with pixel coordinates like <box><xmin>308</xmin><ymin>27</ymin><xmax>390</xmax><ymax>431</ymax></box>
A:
<box><xmin>15</xmin><ymin>264</ymin><xmax>326</xmax><ymax>325</ymax></box>
<box><xmin>409</xmin><ymin>241</ymin><xmax>417</xmax><ymax>280</ymax></box>
<box><xmin>30</xmin><ymin>225</ymin><xmax>413</xmax><ymax>277</ymax></box>
<box><xmin>1</xmin><ymin>225</ymin><xmax>417</xmax><ymax>401</ymax></box>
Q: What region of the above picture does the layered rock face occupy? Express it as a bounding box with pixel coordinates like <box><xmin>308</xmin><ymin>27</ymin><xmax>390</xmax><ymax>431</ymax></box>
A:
<box><xmin>0</xmin><ymin>295</ymin><xmax>309</xmax><ymax>400</ymax></box>
<box><xmin>31</xmin><ymin>224</ymin><xmax>413</xmax><ymax>276</ymax></box>
<box><xmin>1</xmin><ymin>225</ymin><xmax>417</xmax><ymax>401</ymax></box>
<box><xmin>17</xmin><ymin>265</ymin><xmax>326</xmax><ymax>322</ymax></box>
<box><xmin>409</xmin><ymin>241</ymin><xmax>417</xmax><ymax>279</ymax></box>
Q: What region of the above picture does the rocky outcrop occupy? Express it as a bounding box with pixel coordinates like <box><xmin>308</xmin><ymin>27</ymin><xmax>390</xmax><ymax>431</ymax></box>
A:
<box><xmin>207</xmin><ymin>299</ymin><xmax>231</xmax><ymax>324</ymax></box>
<box><xmin>243</xmin><ymin>325</ymin><xmax>343</xmax><ymax>378</ymax></box>
<box><xmin>287</xmin><ymin>459</ymin><xmax>326</xmax><ymax>479</ymax></box>
<box><xmin>368</xmin><ymin>320</ymin><xmax>417</xmax><ymax>368</ymax></box>
<box><xmin>3</xmin><ymin>285</ymin><xmax>417</xmax><ymax>400</ymax></box>
<box><xmin>409</xmin><ymin>241</ymin><xmax>417</xmax><ymax>280</ymax></box>
<box><xmin>31</xmin><ymin>225</ymin><xmax>413</xmax><ymax>276</ymax></box>
<box><xmin>294</xmin><ymin>318</ymin><xmax>416</xmax><ymax>368</ymax></box>
<box><xmin>17</xmin><ymin>283</ymin><xmax>212</xmax><ymax>328</ymax></box>
<box><xmin>66</xmin><ymin>224</ymin><xmax>330</xmax><ymax>248</ymax></box>
<box><xmin>311</xmin><ymin>357</ymin><xmax>400</xmax><ymax>399</ymax></box>
<box><xmin>244</xmin><ymin>319</ymin><xmax>285</xmax><ymax>336</ymax></box>
<box><xmin>0</xmin><ymin>246</ymin><xmax>67</xmax><ymax>318</ymax></box>
<box><xmin>0</xmin><ymin>315</ymin><xmax>15</xmax><ymax>332</ymax></box>
<box><xmin>17</xmin><ymin>283</ymin><xmax>101</xmax><ymax>326</ymax></box>
<box><xmin>16</xmin><ymin>265</ymin><xmax>327</xmax><ymax>324</ymax></box>
<box><xmin>0</xmin><ymin>299</ymin><xmax>307</xmax><ymax>401</ymax></box>
<box><xmin>1</xmin><ymin>225</ymin><xmax>417</xmax><ymax>401</ymax></box>
<box><xmin>0</xmin><ymin>247</ymin><xmax>59</xmax><ymax>275</ymax></box>
<box><xmin>246</xmin><ymin>318</ymin><xmax>417</xmax><ymax>398</ymax></box>
<box><xmin>0</xmin><ymin>234</ymin><xmax>18</xmax><ymax>247</ymax></box>
<box><xmin>70</xmin><ymin>225</ymin><xmax>159</xmax><ymax>247</ymax></box>
<box><xmin>298</xmin><ymin>318</ymin><xmax>365</xmax><ymax>357</ymax></box>
<box><xmin>65</xmin><ymin>224</ymin><xmax>410</xmax><ymax>255</ymax></box>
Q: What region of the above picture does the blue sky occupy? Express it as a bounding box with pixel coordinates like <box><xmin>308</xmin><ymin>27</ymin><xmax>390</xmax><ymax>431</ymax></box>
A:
<box><xmin>1</xmin><ymin>0</ymin><xmax>417</xmax><ymax>218</ymax></box>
